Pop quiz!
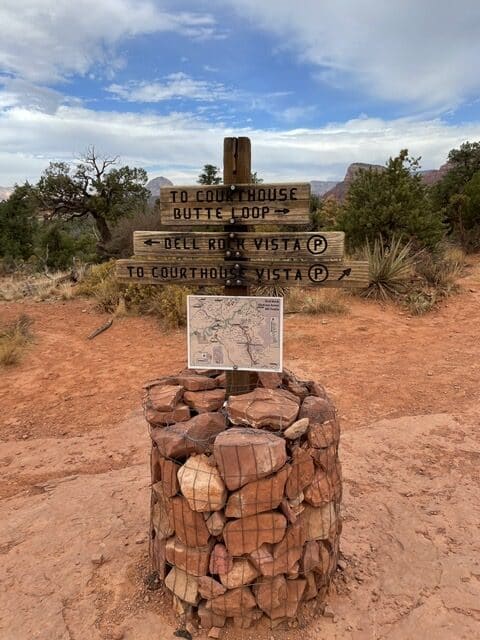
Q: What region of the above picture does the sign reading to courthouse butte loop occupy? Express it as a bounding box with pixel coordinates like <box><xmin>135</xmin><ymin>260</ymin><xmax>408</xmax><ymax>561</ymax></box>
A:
<box><xmin>160</xmin><ymin>183</ymin><xmax>310</xmax><ymax>225</ymax></box>
<box><xmin>134</xmin><ymin>231</ymin><xmax>345</xmax><ymax>261</ymax></box>
<box><xmin>116</xmin><ymin>259</ymin><xmax>369</xmax><ymax>288</ymax></box>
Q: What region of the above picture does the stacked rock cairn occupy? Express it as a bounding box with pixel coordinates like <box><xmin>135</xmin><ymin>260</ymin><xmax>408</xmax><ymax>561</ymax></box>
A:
<box><xmin>145</xmin><ymin>368</ymin><xmax>342</xmax><ymax>633</ymax></box>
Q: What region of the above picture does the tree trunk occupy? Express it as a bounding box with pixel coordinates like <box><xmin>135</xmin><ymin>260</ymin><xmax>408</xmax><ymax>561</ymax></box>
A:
<box><xmin>92</xmin><ymin>213</ymin><xmax>112</xmax><ymax>250</ymax></box>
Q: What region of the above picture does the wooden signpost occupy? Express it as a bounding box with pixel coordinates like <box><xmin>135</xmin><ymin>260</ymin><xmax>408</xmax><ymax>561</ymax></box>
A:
<box><xmin>116</xmin><ymin>136</ymin><xmax>369</xmax><ymax>393</ymax></box>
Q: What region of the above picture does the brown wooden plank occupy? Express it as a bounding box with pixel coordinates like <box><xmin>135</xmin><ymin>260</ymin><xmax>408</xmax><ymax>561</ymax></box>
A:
<box><xmin>134</xmin><ymin>231</ymin><xmax>345</xmax><ymax>261</ymax></box>
<box><xmin>116</xmin><ymin>259</ymin><xmax>369</xmax><ymax>289</ymax></box>
<box><xmin>159</xmin><ymin>182</ymin><xmax>310</xmax><ymax>226</ymax></box>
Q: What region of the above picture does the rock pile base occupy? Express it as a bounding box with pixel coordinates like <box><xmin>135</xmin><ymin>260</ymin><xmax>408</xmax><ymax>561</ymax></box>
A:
<box><xmin>145</xmin><ymin>369</ymin><xmax>342</xmax><ymax>631</ymax></box>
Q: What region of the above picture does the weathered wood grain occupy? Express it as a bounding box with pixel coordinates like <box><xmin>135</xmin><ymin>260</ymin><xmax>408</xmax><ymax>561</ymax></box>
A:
<box><xmin>159</xmin><ymin>183</ymin><xmax>310</xmax><ymax>225</ymax></box>
<box><xmin>116</xmin><ymin>259</ymin><xmax>369</xmax><ymax>289</ymax></box>
<box><xmin>133</xmin><ymin>231</ymin><xmax>345</xmax><ymax>261</ymax></box>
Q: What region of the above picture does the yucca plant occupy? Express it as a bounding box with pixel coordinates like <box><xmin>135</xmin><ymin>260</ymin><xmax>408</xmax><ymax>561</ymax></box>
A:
<box><xmin>361</xmin><ymin>236</ymin><xmax>413</xmax><ymax>301</ymax></box>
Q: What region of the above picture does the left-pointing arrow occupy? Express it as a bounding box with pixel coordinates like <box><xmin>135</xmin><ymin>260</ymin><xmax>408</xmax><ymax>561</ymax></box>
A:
<box><xmin>144</xmin><ymin>239</ymin><xmax>161</xmax><ymax>246</ymax></box>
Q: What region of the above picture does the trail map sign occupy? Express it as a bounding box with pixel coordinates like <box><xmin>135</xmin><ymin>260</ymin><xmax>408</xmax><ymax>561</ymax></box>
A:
<box><xmin>187</xmin><ymin>295</ymin><xmax>283</xmax><ymax>372</ymax></box>
<box><xmin>115</xmin><ymin>136</ymin><xmax>369</xmax><ymax>390</ymax></box>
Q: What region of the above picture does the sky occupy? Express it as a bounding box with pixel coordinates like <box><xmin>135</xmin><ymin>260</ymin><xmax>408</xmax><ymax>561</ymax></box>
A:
<box><xmin>1</xmin><ymin>0</ymin><xmax>480</xmax><ymax>186</ymax></box>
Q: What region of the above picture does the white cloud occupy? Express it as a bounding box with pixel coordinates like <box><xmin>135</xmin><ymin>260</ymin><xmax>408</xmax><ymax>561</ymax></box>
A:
<box><xmin>1</xmin><ymin>102</ymin><xmax>480</xmax><ymax>185</ymax></box>
<box><xmin>107</xmin><ymin>73</ymin><xmax>234</xmax><ymax>103</ymax></box>
<box><xmin>0</xmin><ymin>0</ymin><xmax>218</xmax><ymax>83</ymax></box>
<box><xmin>218</xmin><ymin>0</ymin><xmax>480</xmax><ymax>110</ymax></box>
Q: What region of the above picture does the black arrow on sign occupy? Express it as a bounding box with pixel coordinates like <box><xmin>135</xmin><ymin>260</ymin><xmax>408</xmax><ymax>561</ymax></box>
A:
<box><xmin>274</xmin><ymin>208</ymin><xmax>290</xmax><ymax>214</ymax></box>
<box><xmin>338</xmin><ymin>268</ymin><xmax>352</xmax><ymax>280</ymax></box>
<box><xmin>144</xmin><ymin>239</ymin><xmax>161</xmax><ymax>246</ymax></box>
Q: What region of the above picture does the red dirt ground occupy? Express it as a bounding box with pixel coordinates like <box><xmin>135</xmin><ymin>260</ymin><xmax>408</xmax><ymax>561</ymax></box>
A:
<box><xmin>0</xmin><ymin>258</ymin><xmax>479</xmax><ymax>639</ymax></box>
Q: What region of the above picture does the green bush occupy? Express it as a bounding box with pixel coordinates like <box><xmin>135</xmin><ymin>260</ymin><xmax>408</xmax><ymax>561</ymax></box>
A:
<box><xmin>338</xmin><ymin>150</ymin><xmax>445</xmax><ymax>251</ymax></box>
<box><xmin>37</xmin><ymin>222</ymin><xmax>97</xmax><ymax>270</ymax></box>
<box><xmin>0</xmin><ymin>185</ymin><xmax>38</xmax><ymax>262</ymax></box>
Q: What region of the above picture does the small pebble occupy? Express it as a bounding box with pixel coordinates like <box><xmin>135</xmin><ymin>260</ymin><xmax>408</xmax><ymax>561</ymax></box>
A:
<box><xmin>91</xmin><ymin>553</ymin><xmax>104</xmax><ymax>566</ymax></box>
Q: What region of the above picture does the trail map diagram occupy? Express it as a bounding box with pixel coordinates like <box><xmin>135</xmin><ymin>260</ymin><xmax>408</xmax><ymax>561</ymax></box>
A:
<box><xmin>187</xmin><ymin>295</ymin><xmax>283</xmax><ymax>372</ymax></box>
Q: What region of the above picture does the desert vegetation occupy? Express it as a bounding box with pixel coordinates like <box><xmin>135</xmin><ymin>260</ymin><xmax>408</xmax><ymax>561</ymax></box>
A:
<box><xmin>1</xmin><ymin>143</ymin><xmax>479</xmax><ymax>335</ymax></box>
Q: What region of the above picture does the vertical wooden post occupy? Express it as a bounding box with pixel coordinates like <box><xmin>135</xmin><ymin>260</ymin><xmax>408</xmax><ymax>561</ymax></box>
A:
<box><xmin>223</xmin><ymin>137</ymin><xmax>257</xmax><ymax>396</ymax></box>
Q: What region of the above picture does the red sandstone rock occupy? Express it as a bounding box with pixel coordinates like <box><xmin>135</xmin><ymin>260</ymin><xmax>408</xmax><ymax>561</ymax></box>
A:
<box><xmin>198</xmin><ymin>576</ymin><xmax>226</xmax><ymax>599</ymax></box>
<box><xmin>184</xmin><ymin>389</ymin><xmax>226</xmax><ymax>413</ymax></box>
<box><xmin>165</xmin><ymin>566</ymin><xmax>199</xmax><ymax>605</ymax></box>
<box><xmin>205</xmin><ymin>510</ymin><xmax>226</xmax><ymax>537</ymax></box>
<box><xmin>254</xmin><ymin>575</ymin><xmax>287</xmax><ymax>614</ymax></box>
<box><xmin>171</xmin><ymin>496</ymin><xmax>210</xmax><ymax>547</ymax></box>
<box><xmin>303</xmin><ymin>502</ymin><xmax>336</xmax><ymax>541</ymax></box>
<box><xmin>306</xmin><ymin>380</ymin><xmax>328</xmax><ymax>399</ymax></box>
<box><xmin>225</xmin><ymin>466</ymin><xmax>289</xmax><ymax>518</ymax></box>
<box><xmin>151</xmin><ymin>445</ymin><xmax>162</xmax><ymax>483</ymax></box>
<box><xmin>152</xmin><ymin>412</ymin><xmax>226</xmax><ymax>459</ymax></box>
<box><xmin>304</xmin><ymin>572</ymin><xmax>318</xmax><ymax>600</ymax></box>
<box><xmin>148</xmin><ymin>384</ymin><xmax>184</xmax><ymax>411</ymax></box>
<box><xmin>300</xmin><ymin>396</ymin><xmax>336</xmax><ymax>425</ymax></box>
<box><xmin>176</xmin><ymin>374</ymin><xmax>218</xmax><ymax>391</ymax></box>
<box><xmin>223</xmin><ymin>512</ymin><xmax>287</xmax><ymax>555</ymax></box>
<box><xmin>151</xmin><ymin>534</ymin><xmax>167</xmax><ymax>579</ymax></box>
<box><xmin>219</xmin><ymin>558</ymin><xmax>258</xmax><ymax>589</ymax></box>
<box><xmin>258</xmin><ymin>372</ymin><xmax>282</xmax><ymax>388</ymax></box>
<box><xmin>248</xmin><ymin>544</ymin><xmax>274</xmax><ymax>573</ymax></box>
<box><xmin>215</xmin><ymin>372</ymin><xmax>227</xmax><ymax>388</ymax></box>
<box><xmin>214</xmin><ymin>428</ymin><xmax>287</xmax><ymax>490</ymax></box>
<box><xmin>159</xmin><ymin>457</ymin><xmax>179</xmax><ymax>497</ymax></box>
<box><xmin>285</xmin><ymin>448</ymin><xmax>315</xmax><ymax>500</ymax></box>
<box><xmin>254</xmin><ymin>520</ymin><xmax>305</xmax><ymax>576</ymax></box>
<box><xmin>268</xmin><ymin>578</ymin><xmax>306</xmax><ymax>620</ymax></box>
<box><xmin>178</xmin><ymin>454</ymin><xmax>227</xmax><ymax>512</ymax></box>
<box><xmin>165</xmin><ymin>537</ymin><xmax>211</xmax><ymax>577</ymax></box>
<box><xmin>283</xmin><ymin>417</ymin><xmax>309</xmax><ymax>440</ymax></box>
<box><xmin>146</xmin><ymin>403</ymin><xmax>191</xmax><ymax>426</ymax></box>
<box><xmin>311</xmin><ymin>444</ymin><xmax>337</xmax><ymax>471</ymax></box>
<box><xmin>151</xmin><ymin>482</ymin><xmax>175</xmax><ymax>538</ymax></box>
<box><xmin>227</xmin><ymin>388</ymin><xmax>300</xmax><ymax>430</ymax></box>
<box><xmin>209</xmin><ymin>544</ymin><xmax>233</xmax><ymax>575</ymax></box>
<box><xmin>198</xmin><ymin>602</ymin><xmax>226</xmax><ymax>630</ymax></box>
<box><xmin>307</xmin><ymin>419</ymin><xmax>340</xmax><ymax>449</ymax></box>
<box><xmin>280</xmin><ymin>497</ymin><xmax>297</xmax><ymax>524</ymax></box>
<box><xmin>304</xmin><ymin>468</ymin><xmax>340</xmax><ymax>507</ymax></box>
<box><xmin>209</xmin><ymin>587</ymin><xmax>257</xmax><ymax>617</ymax></box>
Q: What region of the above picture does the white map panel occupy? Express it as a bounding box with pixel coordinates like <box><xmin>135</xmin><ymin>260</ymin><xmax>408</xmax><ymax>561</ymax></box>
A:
<box><xmin>187</xmin><ymin>295</ymin><xmax>283</xmax><ymax>372</ymax></box>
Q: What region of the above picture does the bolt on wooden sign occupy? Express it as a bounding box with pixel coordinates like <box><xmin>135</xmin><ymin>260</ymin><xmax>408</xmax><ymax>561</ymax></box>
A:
<box><xmin>116</xmin><ymin>138</ymin><xmax>369</xmax><ymax>290</ymax></box>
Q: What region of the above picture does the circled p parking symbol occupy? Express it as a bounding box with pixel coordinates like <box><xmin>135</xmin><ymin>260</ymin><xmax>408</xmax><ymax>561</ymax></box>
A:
<box><xmin>308</xmin><ymin>264</ymin><xmax>329</xmax><ymax>283</ymax></box>
<box><xmin>307</xmin><ymin>235</ymin><xmax>328</xmax><ymax>255</ymax></box>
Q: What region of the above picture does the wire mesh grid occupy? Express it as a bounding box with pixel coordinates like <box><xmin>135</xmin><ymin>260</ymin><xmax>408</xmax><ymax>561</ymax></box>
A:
<box><xmin>144</xmin><ymin>368</ymin><xmax>342</xmax><ymax>628</ymax></box>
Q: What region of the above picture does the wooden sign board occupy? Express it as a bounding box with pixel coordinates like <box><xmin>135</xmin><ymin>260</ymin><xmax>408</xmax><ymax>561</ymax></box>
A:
<box><xmin>159</xmin><ymin>183</ymin><xmax>310</xmax><ymax>225</ymax></box>
<box><xmin>134</xmin><ymin>231</ymin><xmax>345</xmax><ymax>261</ymax></box>
<box><xmin>116</xmin><ymin>259</ymin><xmax>369</xmax><ymax>289</ymax></box>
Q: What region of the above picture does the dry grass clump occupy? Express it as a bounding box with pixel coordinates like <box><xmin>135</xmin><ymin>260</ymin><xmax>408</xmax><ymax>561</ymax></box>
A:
<box><xmin>0</xmin><ymin>315</ymin><xmax>34</xmax><ymax>366</ymax></box>
<box><xmin>0</xmin><ymin>264</ymin><xmax>89</xmax><ymax>302</ymax></box>
<box><xmin>286</xmin><ymin>289</ymin><xmax>348</xmax><ymax>315</ymax></box>
<box><xmin>78</xmin><ymin>260</ymin><xmax>192</xmax><ymax>328</ymax></box>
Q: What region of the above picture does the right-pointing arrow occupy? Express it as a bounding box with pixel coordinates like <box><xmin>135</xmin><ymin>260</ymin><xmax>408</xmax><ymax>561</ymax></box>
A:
<box><xmin>338</xmin><ymin>268</ymin><xmax>352</xmax><ymax>280</ymax></box>
<box><xmin>274</xmin><ymin>208</ymin><xmax>289</xmax><ymax>214</ymax></box>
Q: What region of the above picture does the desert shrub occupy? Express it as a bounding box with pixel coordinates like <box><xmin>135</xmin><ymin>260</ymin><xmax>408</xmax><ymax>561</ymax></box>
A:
<box><xmin>0</xmin><ymin>185</ymin><xmax>38</xmax><ymax>262</ymax></box>
<box><xmin>78</xmin><ymin>260</ymin><xmax>193</xmax><ymax>326</ymax></box>
<box><xmin>338</xmin><ymin>150</ymin><xmax>445</xmax><ymax>251</ymax></box>
<box><xmin>0</xmin><ymin>315</ymin><xmax>33</xmax><ymax>366</ymax></box>
<box><xmin>404</xmin><ymin>289</ymin><xmax>438</xmax><ymax>315</ymax></box>
<box><xmin>36</xmin><ymin>221</ymin><xmax>97</xmax><ymax>270</ymax></box>
<box><xmin>252</xmin><ymin>283</ymin><xmax>289</xmax><ymax>298</ymax></box>
<box><xmin>414</xmin><ymin>245</ymin><xmax>464</xmax><ymax>291</ymax></box>
<box><xmin>105</xmin><ymin>207</ymin><xmax>164</xmax><ymax>257</ymax></box>
<box><xmin>361</xmin><ymin>236</ymin><xmax>414</xmax><ymax>300</ymax></box>
<box><xmin>286</xmin><ymin>289</ymin><xmax>348</xmax><ymax>315</ymax></box>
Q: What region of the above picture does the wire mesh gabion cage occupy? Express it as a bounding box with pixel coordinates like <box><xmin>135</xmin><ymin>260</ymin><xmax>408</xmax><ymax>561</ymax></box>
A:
<box><xmin>144</xmin><ymin>368</ymin><xmax>342</xmax><ymax>632</ymax></box>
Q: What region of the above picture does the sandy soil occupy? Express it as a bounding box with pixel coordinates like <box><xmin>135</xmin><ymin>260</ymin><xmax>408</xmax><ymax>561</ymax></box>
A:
<box><xmin>0</xmin><ymin>259</ymin><xmax>479</xmax><ymax>639</ymax></box>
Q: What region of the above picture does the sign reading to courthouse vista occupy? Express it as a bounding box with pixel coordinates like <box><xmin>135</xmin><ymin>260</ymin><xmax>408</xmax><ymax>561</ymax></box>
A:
<box><xmin>160</xmin><ymin>183</ymin><xmax>310</xmax><ymax>225</ymax></box>
<box><xmin>116</xmin><ymin>259</ymin><xmax>368</xmax><ymax>288</ymax></box>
